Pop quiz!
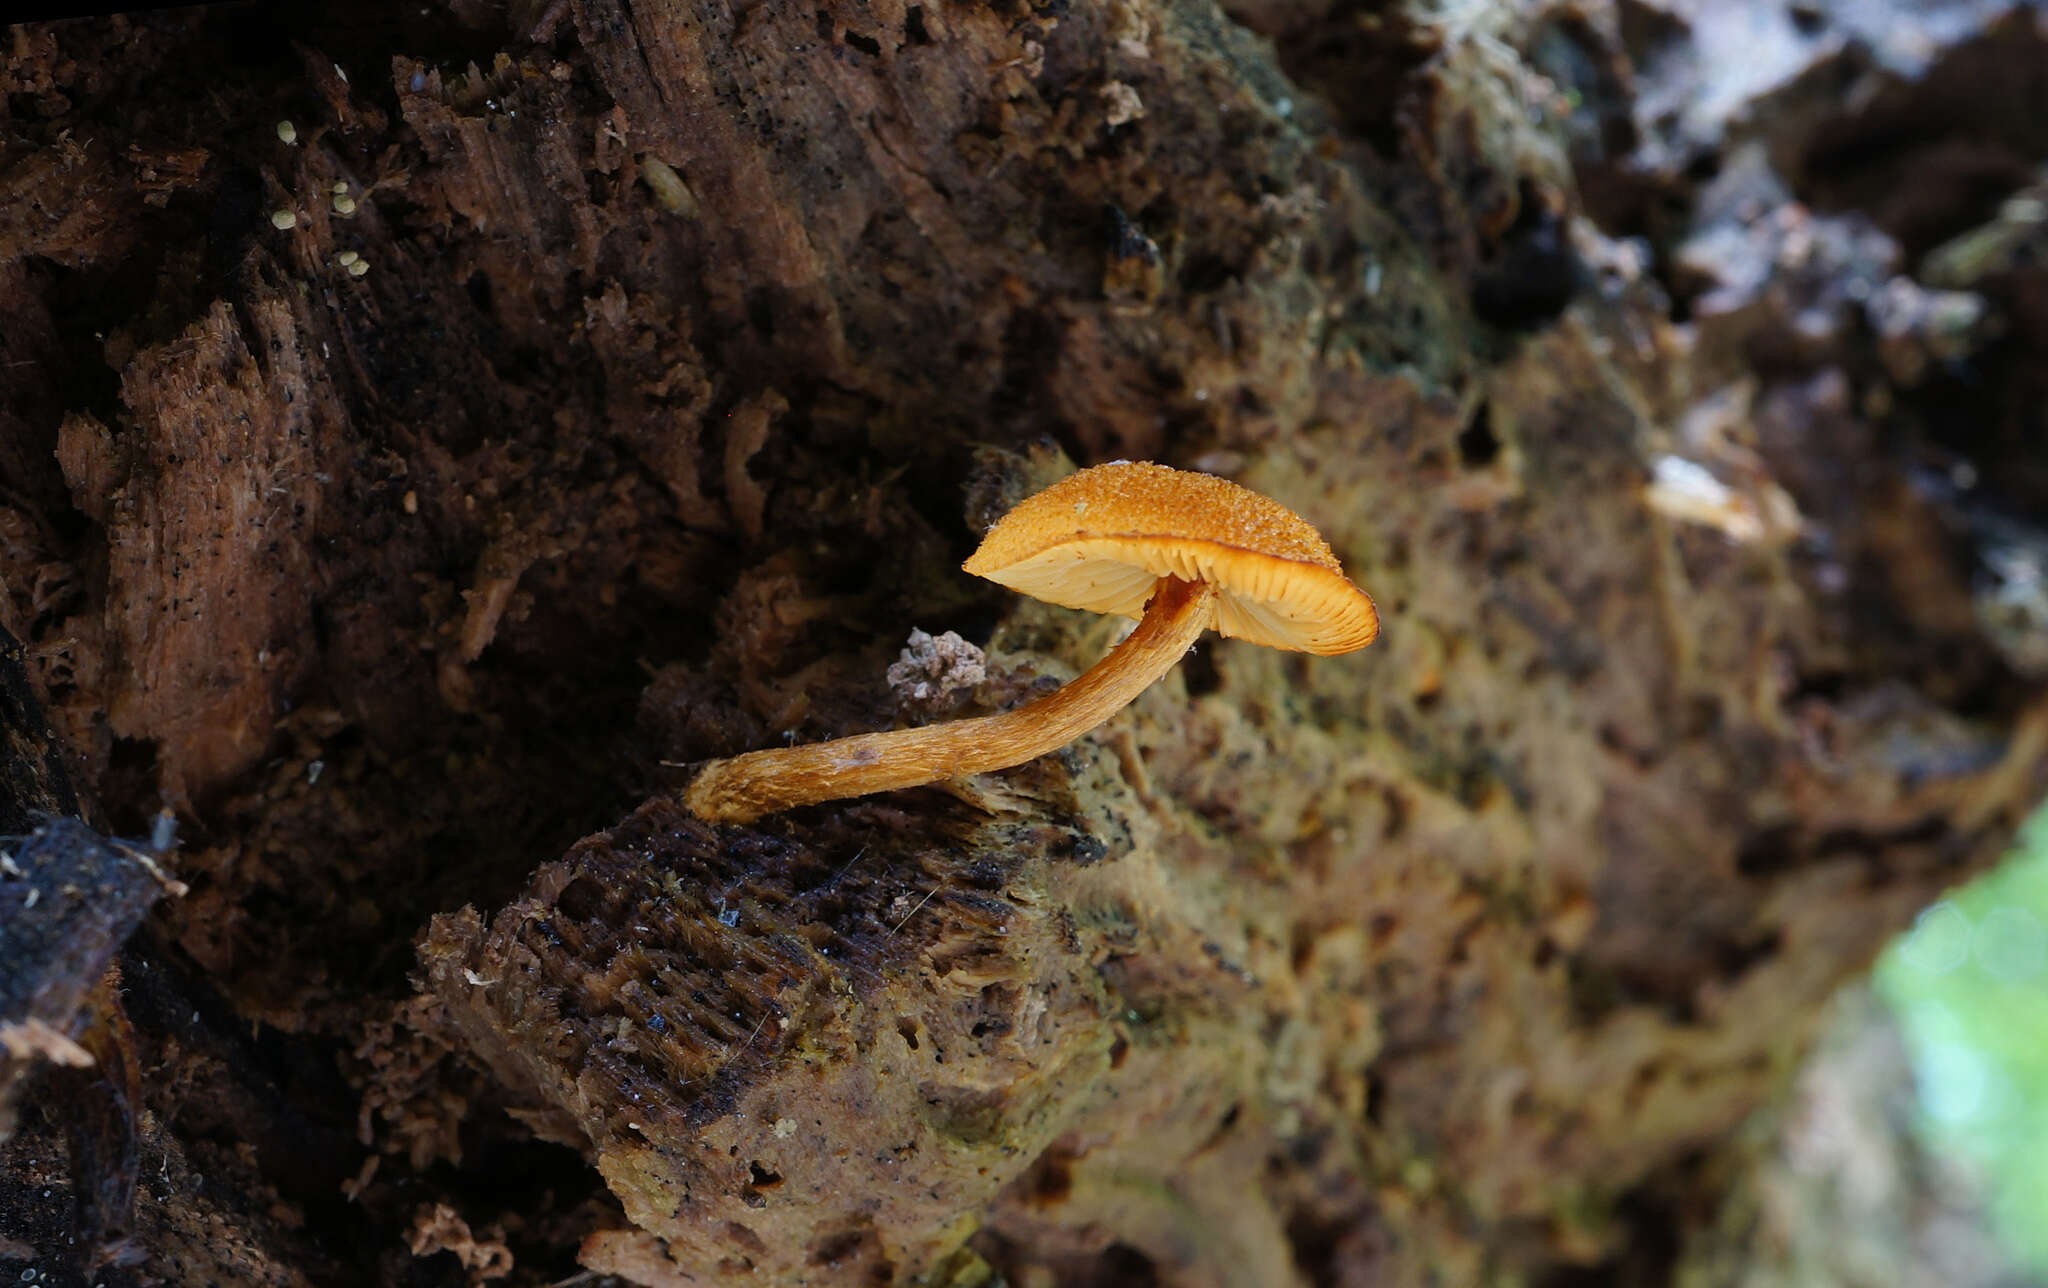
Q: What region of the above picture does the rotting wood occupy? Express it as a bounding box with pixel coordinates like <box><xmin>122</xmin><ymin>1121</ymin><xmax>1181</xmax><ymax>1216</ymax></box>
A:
<box><xmin>2</xmin><ymin>1</ymin><xmax>2048</xmax><ymax>1284</ymax></box>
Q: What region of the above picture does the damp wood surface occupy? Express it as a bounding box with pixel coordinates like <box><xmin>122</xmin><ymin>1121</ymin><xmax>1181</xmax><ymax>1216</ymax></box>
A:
<box><xmin>4</xmin><ymin>1</ymin><xmax>2048</xmax><ymax>1285</ymax></box>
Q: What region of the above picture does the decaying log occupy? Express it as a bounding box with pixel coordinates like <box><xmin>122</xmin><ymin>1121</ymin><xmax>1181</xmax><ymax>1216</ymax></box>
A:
<box><xmin>4</xmin><ymin>0</ymin><xmax>2048</xmax><ymax>1284</ymax></box>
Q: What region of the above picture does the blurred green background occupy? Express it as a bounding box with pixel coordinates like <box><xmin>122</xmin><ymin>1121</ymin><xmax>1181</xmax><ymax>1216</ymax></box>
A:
<box><xmin>1881</xmin><ymin>807</ymin><xmax>2048</xmax><ymax>1277</ymax></box>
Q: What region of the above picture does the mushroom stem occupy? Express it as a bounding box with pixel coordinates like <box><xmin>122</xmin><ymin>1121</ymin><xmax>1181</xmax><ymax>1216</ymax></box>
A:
<box><xmin>685</xmin><ymin>576</ymin><xmax>1220</xmax><ymax>824</ymax></box>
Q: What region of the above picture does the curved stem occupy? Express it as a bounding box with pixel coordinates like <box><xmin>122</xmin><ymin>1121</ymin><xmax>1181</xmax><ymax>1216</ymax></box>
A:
<box><xmin>685</xmin><ymin>577</ymin><xmax>1218</xmax><ymax>824</ymax></box>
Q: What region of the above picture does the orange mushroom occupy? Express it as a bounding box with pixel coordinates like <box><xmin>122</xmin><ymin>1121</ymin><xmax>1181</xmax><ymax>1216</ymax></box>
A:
<box><xmin>683</xmin><ymin>461</ymin><xmax>1379</xmax><ymax>823</ymax></box>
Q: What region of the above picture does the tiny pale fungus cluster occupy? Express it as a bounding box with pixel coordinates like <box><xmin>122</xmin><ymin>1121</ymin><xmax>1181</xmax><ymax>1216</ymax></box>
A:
<box><xmin>683</xmin><ymin>461</ymin><xmax>1380</xmax><ymax>824</ymax></box>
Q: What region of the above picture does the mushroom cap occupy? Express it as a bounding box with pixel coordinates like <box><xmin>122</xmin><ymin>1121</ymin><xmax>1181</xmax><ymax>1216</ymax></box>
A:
<box><xmin>962</xmin><ymin>461</ymin><xmax>1380</xmax><ymax>655</ymax></box>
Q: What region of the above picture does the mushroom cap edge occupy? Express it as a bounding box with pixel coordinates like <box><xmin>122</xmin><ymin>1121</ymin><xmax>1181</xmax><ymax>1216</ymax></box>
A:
<box><xmin>962</xmin><ymin>461</ymin><xmax>1380</xmax><ymax>655</ymax></box>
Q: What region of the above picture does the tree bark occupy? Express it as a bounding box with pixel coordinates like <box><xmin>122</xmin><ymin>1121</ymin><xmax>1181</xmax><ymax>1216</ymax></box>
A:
<box><xmin>4</xmin><ymin>0</ymin><xmax>2048</xmax><ymax>1284</ymax></box>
